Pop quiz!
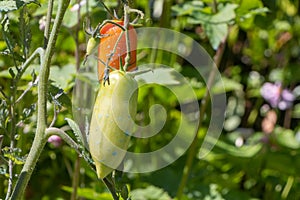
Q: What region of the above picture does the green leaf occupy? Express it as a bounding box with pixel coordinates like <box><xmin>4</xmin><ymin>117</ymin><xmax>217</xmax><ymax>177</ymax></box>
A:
<box><xmin>135</xmin><ymin>67</ymin><xmax>182</xmax><ymax>85</ymax></box>
<box><xmin>224</xmin><ymin>115</ymin><xmax>241</xmax><ymax>132</ymax></box>
<box><xmin>213</xmin><ymin>76</ymin><xmax>243</xmax><ymax>93</ymax></box>
<box><xmin>65</xmin><ymin>117</ymin><xmax>89</xmax><ymax>150</ymax></box>
<box><xmin>48</xmin><ymin>83</ymin><xmax>72</xmax><ymax>110</ymax></box>
<box><xmin>1</xmin><ymin>16</ymin><xmax>25</xmax><ymax>62</ymax></box>
<box><xmin>187</xmin><ymin>3</ymin><xmax>238</xmax><ymax>49</ymax></box>
<box><xmin>49</xmin><ymin>64</ymin><xmax>76</xmax><ymax>90</ymax></box>
<box><xmin>236</xmin><ymin>0</ymin><xmax>268</xmax><ymax>29</ymax></box>
<box><xmin>131</xmin><ymin>186</ymin><xmax>171</xmax><ymax>200</ymax></box>
<box><xmin>292</xmin><ymin>103</ymin><xmax>300</xmax><ymax>118</ymax></box>
<box><xmin>203</xmin><ymin>136</ymin><xmax>262</xmax><ymax>158</ymax></box>
<box><xmin>172</xmin><ymin>1</ymin><xmax>205</xmax><ymax>16</ymax></box>
<box><xmin>0</xmin><ymin>0</ymin><xmax>39</xmax><ymax>12</ymax></box>
<box><xmin>61</xmin><ymin>186</ymin><xmax>113</xmax><ymax>200</ymax></box>
<box><xmin>275</xmin><ymin>127</ymin><xmax>300</xmax><ymax>149</ymax></box>
<box><xmin>211</xmin><ymin>4</ymin><xmax>238</xmax><ymax>23</ymax></box>
<box><xmin>204</xmin><ymin>23</ymin><xmax>228</xmax><ymax>50</ymax></box>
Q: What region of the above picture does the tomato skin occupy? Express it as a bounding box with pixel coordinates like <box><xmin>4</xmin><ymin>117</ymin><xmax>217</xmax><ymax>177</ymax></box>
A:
<box><xmin>97</xmin><ymin>20</ymin><xmax>137</xmax><ymax>82</ymax></box>
<box><xmin>89</xmin><ymin>71</ymin><xmax>138</xmax><ymax>178</ymax></box>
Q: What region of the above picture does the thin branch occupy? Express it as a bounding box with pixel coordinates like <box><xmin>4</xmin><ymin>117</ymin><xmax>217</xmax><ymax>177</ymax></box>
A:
<box><xmin>45</xmin><ymin>127</ymin><xmax>81</xmax><ymax>154</ymax></box>
<box><xmin>49</xmin><ymin>104</ymin><xmax>59</xmax><ymax>128</ymax></box>
<box><xmin>71</xmin><ymin>156</ymin><xmax>81</xmax><ymax>200</ymax></box>
<box><xmin>44</xmin><ymin>0</ymin><xmax>54</xmax><ymax>48</ymax></box>
<box><xmin>45</xmin><ymin>127</ymin><xmax>96</xmax><ymax>173</ymax></box>
<box><xmin>93</xmin><ymin>20</ymin><xmax>126</xmax><ymax>37</ymax></box>
<box><xmin>15</xmin><ymin>78</ymin><xmax>38</xmax><ymax>104</ymax></box>
<box><xmin>18</xmin><ymin>47</ymin><xmax>44</xmax><ymax>80</ymax></box>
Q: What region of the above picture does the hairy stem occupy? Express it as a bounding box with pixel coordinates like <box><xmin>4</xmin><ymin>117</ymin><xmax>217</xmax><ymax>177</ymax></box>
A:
<box><xmin>10</xmin><ymin>0</ymin><xmax>70</xmax><ymax>199</ymax></box>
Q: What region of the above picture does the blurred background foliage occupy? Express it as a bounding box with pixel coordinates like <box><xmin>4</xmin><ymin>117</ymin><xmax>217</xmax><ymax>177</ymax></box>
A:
<box><xmin>0</xmin><ymin>0</ymin><xmax>300</xmax><ymax>199</ymax></box>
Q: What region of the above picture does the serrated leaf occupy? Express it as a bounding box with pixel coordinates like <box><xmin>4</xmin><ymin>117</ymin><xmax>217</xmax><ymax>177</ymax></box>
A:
<box><xmin>65</xmin><ymin>117</ymin><xmax>89</xmax><ymax>150</ymax></box>
<box><xmin>0</xmin><ymin>0</ymin><xmax>18</xmax><ymax>12</ymax></box>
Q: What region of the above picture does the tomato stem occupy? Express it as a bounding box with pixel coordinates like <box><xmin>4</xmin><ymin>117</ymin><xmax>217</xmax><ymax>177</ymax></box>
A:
<box><xmin>123</xmin><ymin>4</ymin><xmax>131</xmax><ymax>71</ymax></box>
<box><xmin>106</xmin><ymin>31</ymin><xmax>125</xmax><ymax>69</ymax></box>
<box><xmin>94</xmin><ymin>20</ymin><xmax>126</xmax><ymax>38</ymax></box>
<box><xmin>127</xmin><ymin>68</ymin><xmax>153</xmax><ymax>77</ymax></box>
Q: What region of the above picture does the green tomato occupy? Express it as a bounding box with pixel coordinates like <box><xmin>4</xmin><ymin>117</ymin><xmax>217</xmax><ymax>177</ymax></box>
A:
<box><xmin>89</xmin><ymin>70</ymin><xmax>138</xmax><ymax>179</ymax></box>
<box><xmin>84</xmin><ymin>37</ymin><xmax>99</xmax><ymax>64</ymax></box>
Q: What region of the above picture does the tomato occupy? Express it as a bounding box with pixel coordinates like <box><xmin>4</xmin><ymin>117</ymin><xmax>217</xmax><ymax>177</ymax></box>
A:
<box><xmin>84</xmin><ymin>37</ymin><xmax>99</xmax><ymax>64</ymax></box>
<box><xmin>97</xmin><ymin>20</ymin><xmax>137</xmax><ymax>82</ymax></box>
<box><xmin>89</xmin><ymin>70</ymin><xmax>138</xmax><ymax>178</ymax></box>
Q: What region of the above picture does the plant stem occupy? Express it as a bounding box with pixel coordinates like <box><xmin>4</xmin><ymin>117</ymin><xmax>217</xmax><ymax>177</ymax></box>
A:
<box><xmin>74</xmin><ymin>0</ymin><xmax>81</xmax><ymax>70</ymax></box>
<box><xmin>18</xmin><ymin>47</ymin><xmax>44</xmax><ymax>81</ymax></box>
<box><xmin>71</xmin><ymin>3</ymin><xmax>82</xmax><ymax>197</ymax></box>
<box><xmin>281</xmin><ymin>176</ymin><xmax>294</xmax><ymax>199</ymax></box>
<box><xmin>103</xmin><ymin>177</ymin><xmax>119</xmax><ymax>200</ymax></box>
<box><xmin>10</xmin><ymin>0</ymin><xmax>70</xmax><ymax>199</ymax></box>
<box><xmin>123</xmin><ymin>3</ymin><xmax>131</xmax><ymax>71</ymax></box>
<box><xmin>176</xmin><ymin>40</ymin><xmax>226</xmax><ymax>200</ymax></box>
<box><xmin>5</xmin><ymin>81</ymin><xmax>16</xmax><ymax>200</ymax></box>
<box><xmin>43</xmin><ymin>0</ymin><xmax>54</xmax><ymax>48</ymax></box>
<box><xmin>71</xmin><ymin>156</ymin><xmax>81</xmax><ymax>200</ymax></box>
<box><xmin>45</xmin><ymin>127</ymin><xmax>80</xmax><ymax>152</ymax></box>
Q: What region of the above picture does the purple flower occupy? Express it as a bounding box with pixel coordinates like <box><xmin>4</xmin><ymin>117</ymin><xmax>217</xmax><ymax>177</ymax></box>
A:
<box><xmin>48</xmin><ymin>135</ymin><xmax>62</xmax><ymax>147</ymax></box>
<box><xmin>261</xmin><ymin>82</ymin><xmax>295</xmax><ymax>110</ymax></box>
<box><xmin>282</xmin><ymin>89</ymin><xmax>295</xmax><ymax>102</ymax></box>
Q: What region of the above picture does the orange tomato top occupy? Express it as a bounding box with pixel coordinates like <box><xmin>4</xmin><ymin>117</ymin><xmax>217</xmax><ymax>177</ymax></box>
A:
<box><xmin>97</xmin><ymin>20</ymin><xmax>137</xmax><ymax>82</ymax></box>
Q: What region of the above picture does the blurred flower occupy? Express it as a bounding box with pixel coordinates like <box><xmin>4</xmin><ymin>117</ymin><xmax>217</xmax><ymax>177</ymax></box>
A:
<box><xmin>39</xmin><ymin>16</ymin><xmax>46</xmax><ymax>31</ymax></box>
<box><xmin>260</xmin><ymin>82</ymin><xmax>295</xmax><ymax>110</ymax></box>
<box><xmin>48</xmin><ymin>135</ymin><xmax>62</xmax><ymax>147</ymax></box>
<box><xmin>261</xmin><ymin>110</ymin><xmax>277</xmax><ymax>134</ymax></box>
<box><xmin>70</xmin><ymin>0</ymin><xmax>86</xmax><ymax>12</ymax></box>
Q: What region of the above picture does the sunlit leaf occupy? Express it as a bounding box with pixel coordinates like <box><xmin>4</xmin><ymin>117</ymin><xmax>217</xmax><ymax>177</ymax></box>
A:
<box><xmin>0</xmin><ymin>0</ymin><xmax>39</xmax><ymax>12</ymax></box>
<box><xmin>62</xmin><ymin>186</ymin><xmax>113</xmax><ymax>200</ymax></box>
<box><xmin>131</xmin><ymin>186</ymin><xmax>171</xmax><ymax>200</ymax></box>
<box><xmin>275</xmin><ymin>127</ymin><xmax>300</xmax><ymax>149</ymax></box>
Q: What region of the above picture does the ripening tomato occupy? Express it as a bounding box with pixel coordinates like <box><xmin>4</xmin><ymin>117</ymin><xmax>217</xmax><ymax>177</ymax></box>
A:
<box><xmin>98</xmin><ymin>20</ymin><xmax>137</xmax><ymax>82</ymax></box>
<box><xmin>89</xmin><ymin>70</ymin><xmax>138</xmax><ymax>178</ymax></box>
